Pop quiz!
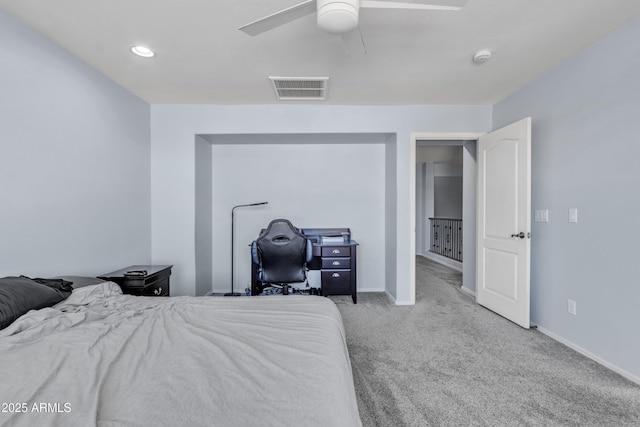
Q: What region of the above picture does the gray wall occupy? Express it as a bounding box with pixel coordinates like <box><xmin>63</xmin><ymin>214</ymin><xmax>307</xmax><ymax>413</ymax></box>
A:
<box><xmin>0</xmin><ymin>9</ymin><xmax>151</xmax><ymax>277</ymax></box>
<box><xmin>434</xmin><ymin>177</ymin><xmax>462</xmax><ymax>218</ymax></box>
<box><xmin>493</xmin><ymin>17</ymin><xmax>640</xmax><ymax>380</ymax></box>
<box><xmin>415</xmin><ymin>162</ymin><xmax>434</xmax><ymax>256</ymax></box>
<box><xmin>461</xmin><ymin>141</ymin><xmax>476</xmax><ymax>294</ymax></box>
<box><xmin>207</xmin><ymin>135</ymin><xmax>387</xmax><ymax>295</ymax></box>
<box><xmin>194</xmin><ymin>136</ymin><xmax>213</xmax><ymax>296</ymax></box>
<box><xmin>150</xmin><ymin>106</ymin><xmax>491</xmax><ymax>302</ymax></box>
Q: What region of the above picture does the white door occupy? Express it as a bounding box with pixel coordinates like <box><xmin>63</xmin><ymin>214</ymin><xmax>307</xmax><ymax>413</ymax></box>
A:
<box><xmin>476</xmin><ymin>118</ymin><xmax>531</xmax><ymax>328</ymax></box>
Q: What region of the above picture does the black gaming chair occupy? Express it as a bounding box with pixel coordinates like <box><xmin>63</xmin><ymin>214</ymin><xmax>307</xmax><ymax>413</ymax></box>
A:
<box><xmin>251</xmin><ymin>219</ymin><xmax>313</xmax><ymax>295</ymax></box>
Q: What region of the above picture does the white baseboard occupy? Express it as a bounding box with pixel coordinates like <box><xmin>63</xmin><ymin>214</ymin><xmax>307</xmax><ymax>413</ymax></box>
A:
<box><xmin>535</xmin><ymin>325</ymin><xmax>640</xmax><ymax>386</ymax></box>
<box><xmin>358</xmin><ymin>287</ymin><xmax>385</xmax><ymax>293</ymax></box>
<box><xmin>419</xmin><ymin>252</ymin><xmax>463</xmax><ymax>272</ymax></box>
<box><xmin>384</xmin><ymin>290</ymin><xmax>396</xmax><ymax>304</ymax></box>
<box><xmin>382</xmin><ymin>290</ymin><xmax>412</xmax><ymax>305</ymax></box>
<box><xmin>460</xmin><ymin>286</ymin><xmax>476</xmax><ymax>298</ymax></box>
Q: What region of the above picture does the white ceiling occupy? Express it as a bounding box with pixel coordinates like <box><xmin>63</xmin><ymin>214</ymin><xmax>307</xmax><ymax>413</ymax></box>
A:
<box><xmin>2</xmin><ymin>0</ymin><xmax>640</xmax><ymax>105</ymax></box>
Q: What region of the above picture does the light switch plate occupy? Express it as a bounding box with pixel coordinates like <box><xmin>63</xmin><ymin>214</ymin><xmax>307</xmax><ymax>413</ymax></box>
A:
<box><xmin>569</xmin><ymin>208</ymin><xmax>578</xmax><ymax>223</ymax></box>
<box><xmin>534</xmin><ymin>210</ymin><xmax>549</xmax><ymax>222</ymax></box>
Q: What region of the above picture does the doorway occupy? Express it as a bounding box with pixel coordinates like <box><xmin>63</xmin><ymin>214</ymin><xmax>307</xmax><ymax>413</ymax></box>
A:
<box><xmin>411</xmin><ymin>118</ymin><xmax>532</xmax><ymax>328</ymax></box>
<box><xmin>416</xmin><ymin>143</ymin><xmax>464</xmax><ymax>270</ymax></box>
<box><xmin>411</xmin><ymin>133</ymin><xmax>482</xmax><ymax>301</ymax></box>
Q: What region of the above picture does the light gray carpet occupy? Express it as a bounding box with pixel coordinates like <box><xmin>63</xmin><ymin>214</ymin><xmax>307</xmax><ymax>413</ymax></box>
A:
<box><xmin>330</xmin><ymin>256</ymin><xmax>640</xmax><ymax>426</ymax></box>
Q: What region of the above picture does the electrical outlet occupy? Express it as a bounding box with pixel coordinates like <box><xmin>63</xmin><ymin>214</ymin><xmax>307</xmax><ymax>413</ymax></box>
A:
<box><xmin>568</xmin><ymin>299</ymin><xmax>577</xmax><ymax>316</ymax></box>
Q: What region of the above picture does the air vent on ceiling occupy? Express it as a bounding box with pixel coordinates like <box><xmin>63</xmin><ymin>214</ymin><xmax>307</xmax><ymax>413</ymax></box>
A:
<box><xmin>269</xmin><ymin>77</ymin><xmax>329</xmax><ymax>101</ymax></box>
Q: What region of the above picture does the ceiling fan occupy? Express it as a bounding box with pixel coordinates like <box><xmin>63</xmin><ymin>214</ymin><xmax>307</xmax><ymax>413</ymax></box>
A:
<box><xmin>239</xmin><ymin>0</ymin><xmax>467</xmax><ymax>54</ymax></box>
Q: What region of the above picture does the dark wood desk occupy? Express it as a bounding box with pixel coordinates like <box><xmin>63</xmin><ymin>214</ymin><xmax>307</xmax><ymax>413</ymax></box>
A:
<box><xmin>307</xmin><ymin>240</ymin><xmax>358</xmax><ymax>304</ymax></box>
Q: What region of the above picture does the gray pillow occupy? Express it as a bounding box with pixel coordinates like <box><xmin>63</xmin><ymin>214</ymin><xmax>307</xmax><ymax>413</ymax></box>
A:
<box><xmin>0</xmin><ymin>276</ymin><xmax>73</xmax><ymax>330</ymax></box>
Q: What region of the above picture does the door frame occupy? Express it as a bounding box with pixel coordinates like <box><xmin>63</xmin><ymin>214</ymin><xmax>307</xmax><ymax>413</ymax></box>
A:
<box><xmin>410</xmin><ymin>132</ymin><xmax>484</xmax><ymax>304</ymax></box>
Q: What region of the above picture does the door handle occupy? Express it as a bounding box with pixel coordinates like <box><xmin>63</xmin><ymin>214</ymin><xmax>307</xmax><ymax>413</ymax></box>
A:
<box><xmin>511</xmin><ymin>232</ymin><xmax>525</xmax><ymax>239</ymax></box>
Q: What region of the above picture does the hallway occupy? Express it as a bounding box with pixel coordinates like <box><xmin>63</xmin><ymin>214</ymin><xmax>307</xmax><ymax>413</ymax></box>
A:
<box><xmin>416</xmin><ymin>255</ymin><xmax>462</xmax><ymax>290</ymax></box>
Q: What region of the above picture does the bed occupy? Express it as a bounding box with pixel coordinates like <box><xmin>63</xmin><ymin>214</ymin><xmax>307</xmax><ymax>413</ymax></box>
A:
<box><xmin>0</xmin><ymin>278</ymin><xmax>362</xmax><ymax>426</ymax></box>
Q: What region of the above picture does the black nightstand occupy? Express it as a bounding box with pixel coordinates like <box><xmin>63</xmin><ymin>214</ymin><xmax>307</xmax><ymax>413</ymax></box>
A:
<box><xmin>98</xmin><ymin>265</ymin><xmax>172</xmax><ymax>296</ymax></box>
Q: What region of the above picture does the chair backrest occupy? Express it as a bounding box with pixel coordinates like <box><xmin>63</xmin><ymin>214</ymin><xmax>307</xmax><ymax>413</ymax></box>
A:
<box><xmin>253</xmin><ymin>219</ymin><xmax>310</xmax><ymax>284</ymax></box>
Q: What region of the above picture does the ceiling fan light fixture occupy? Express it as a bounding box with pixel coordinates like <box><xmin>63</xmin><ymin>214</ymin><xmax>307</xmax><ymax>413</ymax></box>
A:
<box><xmin>317</xmin><ymin>0</ymin><xmax>359</xmax><ymax>34</ymax></box>
<box><xmin>130</xmin><ymin>45</ymin><xmax>156</xmax><ymax>58</ymax></box>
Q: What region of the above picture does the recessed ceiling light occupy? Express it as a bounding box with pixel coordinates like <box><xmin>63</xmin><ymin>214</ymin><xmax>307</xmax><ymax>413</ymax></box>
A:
<box><xmin>130</xmin><ymin>45</ymin><xmax>155</xmax><ymax>58</ymax></box>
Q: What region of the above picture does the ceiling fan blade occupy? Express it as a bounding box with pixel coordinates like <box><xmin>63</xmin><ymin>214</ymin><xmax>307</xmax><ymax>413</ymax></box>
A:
<box><xmin>360</xmin><ymin>0</ymin><xmax>467</xmax><ymax>11</ymax></box>
<box><xmin>239</xmin><ymin>0</ymin><xmax>317</xmax><ymax>36</ymax></box>
<box><xmin>340</xmin><ymin>27</ymin><xmax>367</xmax><ymax>57</ymax></box>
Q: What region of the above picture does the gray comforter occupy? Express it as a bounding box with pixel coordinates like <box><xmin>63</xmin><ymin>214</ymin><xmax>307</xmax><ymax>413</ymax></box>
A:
<box><xmin>0</xmin><ymin>282</ymin><xmax>361</xmax><ymax>426</ymax></box>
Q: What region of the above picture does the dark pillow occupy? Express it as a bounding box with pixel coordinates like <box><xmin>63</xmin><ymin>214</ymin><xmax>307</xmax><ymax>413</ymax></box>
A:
<box><xmin>0</xmin><ymin>276</ymin><xmax>73</xmax><ymax>330</ymax></box>
<box><xmin>50</xmin><ymin>275</ymin><xmax>106</xmax><ymax>289</ymax></box>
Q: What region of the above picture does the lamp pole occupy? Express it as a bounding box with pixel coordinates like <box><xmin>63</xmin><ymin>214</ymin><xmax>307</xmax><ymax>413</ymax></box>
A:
<box><xmin>225</xmin><ymin>202</ymin><xmax>268</xmax><ymax>296</ymax></box>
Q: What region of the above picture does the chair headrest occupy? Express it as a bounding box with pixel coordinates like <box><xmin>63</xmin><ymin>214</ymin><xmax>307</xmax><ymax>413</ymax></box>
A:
<box><xmin>258</xmin><ymin>219</ymin><xmax>305</xmax><ymax>242</ymax></box>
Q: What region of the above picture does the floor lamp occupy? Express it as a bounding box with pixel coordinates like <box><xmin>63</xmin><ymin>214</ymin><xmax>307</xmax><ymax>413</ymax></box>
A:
<box><xmin>225</xmin><ymin>202</ymin><xmax>268</xmax><ymax>296</ymax></box>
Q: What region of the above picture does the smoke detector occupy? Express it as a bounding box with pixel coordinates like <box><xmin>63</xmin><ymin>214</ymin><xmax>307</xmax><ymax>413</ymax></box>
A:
<box><xmin>473</xmin><ymin>49</ymin><xmax>492</xmax><ymax>64</ymax></box>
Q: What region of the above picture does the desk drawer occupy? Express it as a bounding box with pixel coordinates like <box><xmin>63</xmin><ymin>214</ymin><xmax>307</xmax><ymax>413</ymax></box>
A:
<box><xmin>322</xmin><ymin>257</ymin><xmax>351</xmax><ymax>269</ymax></box>
<box><xmin>321</xmin><ymin>246</ymin><xmax>351</xmax><ymax>257</ymax></box>
<box><xmin>322</xmin><ymin>270</ymin><xmax>351</xmax><ymax>295</ymax></box>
